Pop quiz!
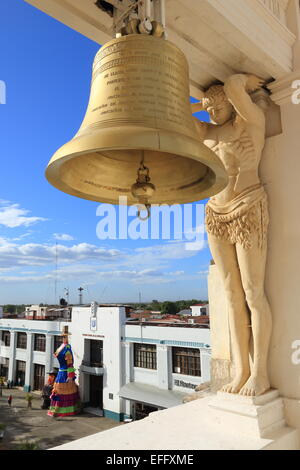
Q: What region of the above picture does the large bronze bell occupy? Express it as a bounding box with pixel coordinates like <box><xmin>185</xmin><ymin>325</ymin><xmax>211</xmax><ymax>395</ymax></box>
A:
<box><xmin>46</xmin><ymin>34</ymin><xmax>227</xmax><ymax>206</ymax></box>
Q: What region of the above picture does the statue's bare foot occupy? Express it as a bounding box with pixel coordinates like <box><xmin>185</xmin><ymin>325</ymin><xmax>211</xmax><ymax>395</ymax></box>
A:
<box><xmin>221</xmin><ymin>373</ymin><xmax>249</xmax><ymax>394</ymax></box>
<box><xmin>239</xmin><ymin>375</ymin><xmax>270</xmax><ymax>396</ymax></box>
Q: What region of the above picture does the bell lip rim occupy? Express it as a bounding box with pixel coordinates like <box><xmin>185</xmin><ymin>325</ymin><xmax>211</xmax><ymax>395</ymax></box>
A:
<box><xmin>45</xmin><ymin>128</ymin><xmax>228</xmax><ymax>205</ymax></box>
<box><xmin>45</xmin><ymin>174</ymin><xmax>226</xmax><ymax>205</ymax></box>
<box><xmin>45</xmin><ymin>168</ymin><xmax>227</xmax><ymax>206</ymax></box>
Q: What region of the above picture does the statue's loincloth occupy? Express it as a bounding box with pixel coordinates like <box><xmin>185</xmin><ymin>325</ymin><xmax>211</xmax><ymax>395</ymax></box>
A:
<box><xmin>205</xmin><ymin>184</ymin><xmax>269</xmax><ymax>250</ymax></box>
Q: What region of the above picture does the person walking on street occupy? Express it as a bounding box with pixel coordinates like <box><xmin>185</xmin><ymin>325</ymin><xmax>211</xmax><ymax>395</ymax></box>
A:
<box><xmin>7</xmin><ymin>394</ymin><xmax>12</xmax><ymax>407</ymax></box>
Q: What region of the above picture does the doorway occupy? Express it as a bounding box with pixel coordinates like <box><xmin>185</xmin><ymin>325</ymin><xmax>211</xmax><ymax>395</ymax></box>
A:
<box><xmin>134</xmin><ymin>402</ymin><xmax>159</xmax><ymax>420</ymax></box>
<box><xmin>15</xmin><ymin>360</ymin><xmax>26</xmax><ymax>387</ymax></box>
<box><xmin>89</xmin><ymin>374</ymin><xmax>103</xmax><ymax>408</ymax></box>
<box><xmin>34</xmin><ymin>364</ymin><xmax>45</xmax><ymax>390</ymax></box>
<box><xmin>0</xmin><ymin>358</ymin><xmax>9</xmax><ymax>380</ymax></box>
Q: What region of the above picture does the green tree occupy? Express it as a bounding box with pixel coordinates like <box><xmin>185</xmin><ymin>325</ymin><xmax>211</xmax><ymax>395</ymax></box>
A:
<box><xmin>4</xmin><ymin>305</ymin><xmax>15</xmax><ymax>314</ymax></box>
<box><xmin>161</xmin><ymin>301</ymin><xmax>177</xmax><ymax>315</ymax></box>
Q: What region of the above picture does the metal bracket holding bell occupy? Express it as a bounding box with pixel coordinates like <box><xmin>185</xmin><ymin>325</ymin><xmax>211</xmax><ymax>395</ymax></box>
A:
<box><xmin>95</xmin><ymin>0</ymin><xmax>166</xmax><ymax>38</ymax></box>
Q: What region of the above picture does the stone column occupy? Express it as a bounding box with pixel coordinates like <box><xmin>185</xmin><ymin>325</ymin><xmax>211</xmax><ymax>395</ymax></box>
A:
<box><xmin>157</xmin><ymin>345</ymin><xmax>169</xmax><ymax>390</ymax></box>
<box><xmin>24</xmin><ymin>333</ymin><xmax>33</xmax><ymax>392</ymax></box>
<box><xmin>45</xmin><ymin>334</ymin><xmax>53</xmax><ymax>376</ymax></box>
<box><xmin>264</xmin><ymin>71</ymin><xmax>300</xmax><ymax>434</ymax></box>
<box><xmin>8</xmin><ymin>331</ymin><xmax>16</xmax><ymax>383</ymax></box>
<box><xmin>124</xmin><ymin>342</ymin><xmax>133</xmax><ymax>383</ymax></box>
<box><xmin>200</xmin><ymin>348</ymin><xmax>211</xmax><ymax>383</ymax></box>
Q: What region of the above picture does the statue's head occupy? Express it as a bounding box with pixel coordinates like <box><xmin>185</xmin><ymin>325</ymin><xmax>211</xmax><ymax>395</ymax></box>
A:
<box><xmin>203</xmin><ymin>85</ymin><xmax>234</xmax><ymax>125</ymax></box>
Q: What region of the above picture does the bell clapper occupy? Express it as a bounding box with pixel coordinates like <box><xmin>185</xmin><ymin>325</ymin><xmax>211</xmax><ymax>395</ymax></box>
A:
<box><xmin>131</xmin><ymin>151</ymin><xmax>156</xmax><ymax>221</ymax></box>
<box><xmin>137</xmin><ymin>204</ymin><xmax>151</xmax><ymax>221</ymax></box>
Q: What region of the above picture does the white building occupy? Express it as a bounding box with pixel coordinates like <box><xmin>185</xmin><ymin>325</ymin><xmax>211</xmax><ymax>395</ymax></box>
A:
<box><xmin>0</xmin><ymin>304</ymin><xmax>211</xmax><ymax>421</ymax></box>
<box><xmin>190</xmin><ymin>304</ymin><xmax>210</xmax><ymax>317</ymax></box>
<box><xmin>25</xmin><ymin>304</ymin><xmax>71</xmax><ymax>321</ymax></box>
<box><xmin>0</xmin><ymin>318</ymin><xmax>70</xmax><ymax>392</ymax></box>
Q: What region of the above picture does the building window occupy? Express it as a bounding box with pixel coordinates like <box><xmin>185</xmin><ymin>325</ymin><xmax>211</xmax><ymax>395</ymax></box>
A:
<box><xmin>34</xmin><ymin>334</ymin><xmax>46</xmax><ymax>352</ymax></box>
<box><xmin>90</xmin><ymin>340</ymin><xmax>103</xmax><ymax>367</ymax></box>
<box><xmin>134</xmin><ymin>343</ymin><xmax>157</xmax><ymax>370</ymax></box>
<box><xmin>172</xmin><ymin>347</ymin><xmax>201</xmax><ymax>377</ymax></box>
<box><xmin>17</xmin><ymin>332</ymin><xmax>27</xmax><ymax>349</ymax></box>
<box><xmin>0</xmin><ymin>358</ymin><xmax>9</xmax><ymax>379</ymax></box>
<box><xmin>54</xmin><ymin>335</ymin><xmax>62</xmax><ymax>353</ymax></box>
<box><xmin>1</xmin><ymin>330</ymin><xmax>10</xmax><ymax>347</ymax></box>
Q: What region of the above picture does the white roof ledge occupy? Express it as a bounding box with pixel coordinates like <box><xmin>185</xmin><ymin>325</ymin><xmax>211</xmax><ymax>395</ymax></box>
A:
<box><xmin>49</xmin><ymin>393</ymin><xmax>298</xmax><ymax>450</ymax></box>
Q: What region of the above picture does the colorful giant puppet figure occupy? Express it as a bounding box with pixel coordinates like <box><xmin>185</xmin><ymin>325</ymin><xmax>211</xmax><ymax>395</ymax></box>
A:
<box><xmin>48</xmin><ymin>326</ymin><xmax>81</xmax><ymax>417</ymax></box>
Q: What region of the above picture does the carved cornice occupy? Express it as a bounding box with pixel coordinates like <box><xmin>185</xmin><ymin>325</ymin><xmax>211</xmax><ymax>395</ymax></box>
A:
<box><xmin>259</xmin><ymin>0</ymin><xmax>289</xmax><ymax>23</ymax></box>
<box><xmin>268</xmin><ymin>70</ymin><xmax>300</xmax><ymax>104</ymax></box>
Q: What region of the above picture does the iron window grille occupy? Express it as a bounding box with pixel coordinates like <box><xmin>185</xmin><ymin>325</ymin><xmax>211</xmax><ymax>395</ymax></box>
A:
<box><xmin>1</xmin><ymin>331</ymin><xmax>10</xmax><ymax>347</ymax></box>
<box><xmin>17</xmin><ymin>332</ymin><xmax>27</xmax><ymax>349</ymax></box>
<box><xmin>134</xmin><ymin>343</ymin><xmax>157</xmax><ymax>370</ymax></box>
<box><xmin>172</xmin><ymin>347</ymin><xmax>201</xmax><ymax>377</ymax></box>
<box><xmin>34</xmin><ymin>334</ymin><xmax>46</xmax><ymax>352</ymax></box>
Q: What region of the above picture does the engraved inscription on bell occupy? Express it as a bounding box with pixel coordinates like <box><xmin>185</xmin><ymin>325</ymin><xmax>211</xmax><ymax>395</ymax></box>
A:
<box><xmin>77</xmin><ymin>35</ymin><xmax>197</xmax><ymax>140</ymax></box>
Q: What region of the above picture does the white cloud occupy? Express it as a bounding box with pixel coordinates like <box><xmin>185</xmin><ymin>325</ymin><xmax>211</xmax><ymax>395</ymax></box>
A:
<box><xmin>53</xmin><ymin>233</ymin><xmax>74</xmax><ymax>241</ymax></box>
<box><xmin>0</xmin><ymin>202</ymin><xmax>46</xmax><ymax>228</ymax></box>
<box><xmin>185</xmin><ymin>240</ymin><xmax>207</xmax><ymax>251</ymax></box>
<box><xmin>134</xmin><ymin>241</ymin><xmax>197</xmax><ymax>261</ymax></box>
<box><xmin>0</xmin><ymin>266</ymin><xmax>185</xmax><ymax>285</ymax></box>
<box><xmin>0</xmin><ymin>241</ymin><xmax>122</xmax><ymax>268</ymax></box>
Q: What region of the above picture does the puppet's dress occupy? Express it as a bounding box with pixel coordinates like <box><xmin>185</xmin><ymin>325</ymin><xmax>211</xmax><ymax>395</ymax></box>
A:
<box><xmin>47</xmin><ymin>344</ymin><xmax>81</xmax><ymax>417</ymax></box>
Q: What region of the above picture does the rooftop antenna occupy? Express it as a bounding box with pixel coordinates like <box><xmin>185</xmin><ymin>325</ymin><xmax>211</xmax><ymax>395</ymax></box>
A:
<box><xmin>64</xmin><ymin>287</ymin><xmax>69</xmax><ymax>305</ymax></box>
<box><xmin>78</xmin><ymin>286</ymin><xmax>84</xmax><ymax>305</ymax></box>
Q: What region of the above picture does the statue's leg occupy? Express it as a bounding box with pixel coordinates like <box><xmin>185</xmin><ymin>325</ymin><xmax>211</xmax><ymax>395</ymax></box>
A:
<box><xmin>236</xmin><ymin>237</ymin><xmax>272</xmax><ymax>396</ymax></box>
<box><xmin>208</xmin><ymin>233</ymin><xmax>251</xmax><ymax>393</ymax></box>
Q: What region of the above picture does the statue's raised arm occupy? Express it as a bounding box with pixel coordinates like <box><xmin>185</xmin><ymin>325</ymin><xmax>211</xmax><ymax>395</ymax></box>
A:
<box><xmin>223</xmin><ymin>74</ymin><xmax>266</xmax><ymax>125</ymax></box>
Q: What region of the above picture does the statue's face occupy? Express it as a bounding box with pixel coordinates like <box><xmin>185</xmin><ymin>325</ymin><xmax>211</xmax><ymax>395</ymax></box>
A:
<box><xmin>206</xmin><ymin>100</ymin><xmax>234</xmax><ymax>125</ymax></box>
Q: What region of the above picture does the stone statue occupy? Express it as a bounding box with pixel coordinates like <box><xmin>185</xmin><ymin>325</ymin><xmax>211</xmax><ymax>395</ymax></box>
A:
<box><xmin>192</xmin><ymin>74</ymin><xmax>272</xmax><ymax>396</ymax></box>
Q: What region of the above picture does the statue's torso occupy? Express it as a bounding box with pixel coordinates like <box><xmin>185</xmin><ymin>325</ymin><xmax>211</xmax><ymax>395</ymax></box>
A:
<box><xmin>204</xmin><ymin>117</ymin><xmax>264</xmax><ymax>205</ymax></box>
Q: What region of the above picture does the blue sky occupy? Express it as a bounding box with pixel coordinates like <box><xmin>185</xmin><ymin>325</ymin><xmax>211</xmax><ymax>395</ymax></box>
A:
<box><xmin>0</xmin><ymin>0</ymin><xmax>211</xmax><ymax>305</ymax></box>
